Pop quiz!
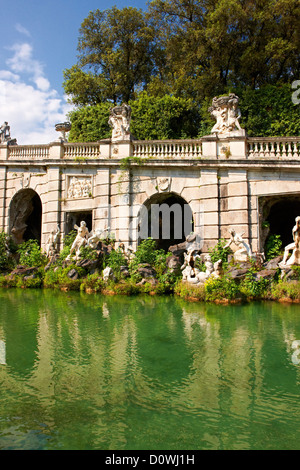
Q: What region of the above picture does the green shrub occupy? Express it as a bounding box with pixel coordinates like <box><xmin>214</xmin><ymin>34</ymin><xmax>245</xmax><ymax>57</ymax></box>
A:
<box><xmin>264</xmin><ymin>234</ymin><xmax>283</xmax><ymax>261</ymax></box>
<box><xmin>240</xmin><ymin>273</ymin><xmax>270</xmax><ymax>299</ymax></box>
<box><xmin>129</xmin><ymin>238</ymin><xmax>170</xmax><ymax>280</ymax></box>
<box><xmin>103</xmin><ymin>248</ymin><xmax>128</xmax><ymax>280</ymax></box>
<box><xmin>174</xmin><ymin>280</ymin><xmax>206</xmax><ymax>301</ymax></box>
<box><xmin>58</xmin><ymin>230</ymin><xmax>77</xmax><ymax>261</ymax></box>
<box><xmin>0</xmin><ymin>231</ymin><xmax>17</xmax><ymax>272</ymax></box>
<box><xmin>17</xmin><ymin>239</ymin><xmax>47</xmax><ymax>267</ymax></box>
<box><xmin>208</xmin><ymin>238</ymin><xmax>232</xmax><ymax>269</ymax></box>
<box><xmin>271</xmin><ymin>281</ymin><xmax>300</xmax><ymax>301</ymax></box>
<box><xmin>204</xmin><ymin>276</ymin><xmax>240</xmax><ymax>301</ymax></box>
<box><xmin>80</xmin><ymin>273</ymin><xmax>104</xmax><ymax>292</ymax></box>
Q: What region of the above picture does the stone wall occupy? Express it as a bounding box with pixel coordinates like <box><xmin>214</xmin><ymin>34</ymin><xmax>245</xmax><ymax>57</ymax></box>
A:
<box><xmin>0</xmin><ymin>134</ymin><xmax>300</xmax><ymax>255</ymax></box>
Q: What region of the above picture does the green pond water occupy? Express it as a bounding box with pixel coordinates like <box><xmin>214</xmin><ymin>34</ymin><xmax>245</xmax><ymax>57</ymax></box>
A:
<box><xmin>0</xmin><ymin>288</ymin><xmax>300</xmax><ymax>450</ymax></box>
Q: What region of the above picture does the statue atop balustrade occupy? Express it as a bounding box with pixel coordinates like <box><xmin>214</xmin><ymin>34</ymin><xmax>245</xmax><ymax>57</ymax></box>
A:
<box><xmin>0</xmin><ymin>121</ymin><xmax>17</xmax><ymax>145</ymax></box>
<box><xmin>208</xmin><ymin>94</ymin><xmax>245</xmax><ymax>137</ymax></box>
<box><xmin>108</xmin><ymin>103</ymin><xmax>132</xmax><ymax>142</ymax></box>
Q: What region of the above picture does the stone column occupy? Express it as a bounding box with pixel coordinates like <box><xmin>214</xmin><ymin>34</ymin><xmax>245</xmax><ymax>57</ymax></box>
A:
<box><xmin>199</xmin><ymin>168</ymin><xmax>219</xmax><ymax>252</ymax></box>
<box><xmin>42</xmin><ymin>167</ymin><xmax>61</xmax><ymax>251</ymax></box>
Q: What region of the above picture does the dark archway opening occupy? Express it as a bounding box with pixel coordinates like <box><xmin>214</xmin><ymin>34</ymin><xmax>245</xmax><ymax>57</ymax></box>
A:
<box><xmin>262</xmin><ymin>195</ymin><xmax>300</xmax><ymax>249</ymax></box>
<box><xmin>66</xmin><ymin>211</ymin><xmax>93</xmax><ymax>235</ymax></box>
<box><xmin>9</xmin><ymin>189</ymin><xmax>42</xmax><ymax>245</ymax></box>
<box><xmin>138</xmin><ymin>192</ymin><xmax>194</xmax><ymax>252</ymax></box>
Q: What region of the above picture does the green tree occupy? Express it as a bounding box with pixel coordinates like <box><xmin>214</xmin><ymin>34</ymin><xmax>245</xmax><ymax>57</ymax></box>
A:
<box><xmin>63</xmin><ymin>6</ymin><xmax>157</xmax><ymax>105</ymax></box>
<box><xmin>67</xmin><ymin>103</ymin><xmax>111</xmax><ymax>142</ymax></box>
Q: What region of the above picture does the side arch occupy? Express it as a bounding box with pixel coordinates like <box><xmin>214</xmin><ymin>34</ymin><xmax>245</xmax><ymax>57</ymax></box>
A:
<box><xmin>9</xmin><ymin>188</ymin><xmax>42</xmax><ymax>245</ymax></box>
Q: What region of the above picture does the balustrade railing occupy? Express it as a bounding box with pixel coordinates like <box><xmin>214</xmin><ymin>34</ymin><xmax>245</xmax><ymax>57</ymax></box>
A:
<box><xmin>3</xmin><ymin>136</ymin><xmax>300</xmax><ymax>161</ymax></box>
<box><xmin>247</xmin><ymin>137</ymin><xmax>300</xmax><ymax>159</ymax></box>
<box><xmin>8</xmin><ymin>144</ymin><xmax>50</xmax><ymax>159</ymax></box>
<box><xmin>132</xmin><ymin>139</ymin><xmax>202</xmax><ymax>159</ymax></box>
<box><xmin>63</xmin><ymin>142</ymin><xmax>100</xmax><ymax>159</ymax></box>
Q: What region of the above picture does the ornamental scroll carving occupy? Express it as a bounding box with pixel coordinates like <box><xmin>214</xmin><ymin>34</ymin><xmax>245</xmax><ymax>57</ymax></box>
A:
<box><xmin>67</xmin><ymin>176</ymin><xmax>92</xmax><ymax>199</ymax></box>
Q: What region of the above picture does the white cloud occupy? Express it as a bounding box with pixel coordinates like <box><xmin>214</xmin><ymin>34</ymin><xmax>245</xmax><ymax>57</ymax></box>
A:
<box><xmin>15</xmin><ymin>23</ymin><xmax>31</xmax><ymax>37</ymax></box>
<box><xmin>0</xmin><ymin>42</ymin><xmax>73</xmax><ymax>144</ymax></box>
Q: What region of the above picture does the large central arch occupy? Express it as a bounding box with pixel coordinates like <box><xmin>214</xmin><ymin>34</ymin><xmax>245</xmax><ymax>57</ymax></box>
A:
<box><xmin>138</xmin><ymin>192</ymin><xmax>194</xmax><ymax>251</ymax></box>
<box><xmin>9</xmin><ymin>189</ymin><xmax>42</xmax><ymax>245</ymax></box>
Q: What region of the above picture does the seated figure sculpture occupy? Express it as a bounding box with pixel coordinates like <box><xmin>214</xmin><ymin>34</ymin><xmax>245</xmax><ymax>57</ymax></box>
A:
<box><xmin>279</xmin><ymin>216</ymin><xmax>300</xmax><ymax>267</ymax></box>
<box><xmin>224</xmin><ymin>228</ymin><xmax>252</xmax><ymax>262</ymax></box>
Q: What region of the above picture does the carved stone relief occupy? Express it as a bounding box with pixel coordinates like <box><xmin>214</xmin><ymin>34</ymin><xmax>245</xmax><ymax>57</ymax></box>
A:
<box><xmin>67</xmin><ymin>176</ymin><xmax>92</xmax><ymax>199</ymax></box>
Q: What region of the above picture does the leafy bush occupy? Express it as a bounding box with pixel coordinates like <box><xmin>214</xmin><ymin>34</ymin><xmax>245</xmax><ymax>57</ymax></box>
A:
<box><xmin>204</xmin><ymin>276</ymin><xmax>240</xmax><ymax>301</ymax></box>
<box><xmin>0</xmin><ymin>231</ymin><xmax>16</xmax><ymax>272</ymax></box>
<box><xmin>240</xmin><ymin>273</ymin><xmax>270</xmax><ymax>299</ymax></box>
<box><xmin>271</xmin><ymin>281</ymin><xmax>300</xmax><ymax>301</ymax></box>
<box><xmin>103</xmin><ymin>248</ymin><xmax>128</xmax><ymax>281</ymax></box>
<box><xmin>264</xmin><ymin>234</ymin><xmax>283</xmax><ymax>261</ymax></box>
<box><xmin>58</xmin><ymin>230</ymin><xmax>77</xmax><ymax>261</ymax></box>
<box><xmin>174</xmin><ymin>280</ymin><xmax>206</xmax><ymax>301</ymax></box>
<box><xmin>80</xmin><ymin>273</ymin><xmax>104</xmax><ymax>293</ymax></box>
<box><xmin>129</xmin><ymin>238</ymin><xmax>170</xmax><ymax>279</ymax></box>
<box><xmin>208</xmin><ymin>238</ymin><xmax>232</xmax><ymax>268</ymax></box>
<box><xmin>17</xmin><ymin>239</ymin><xmax>47</xmax><ymax>267</ymax></box>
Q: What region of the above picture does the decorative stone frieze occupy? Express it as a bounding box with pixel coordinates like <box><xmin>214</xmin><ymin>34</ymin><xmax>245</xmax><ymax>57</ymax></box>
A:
<box><xmin>67</xmin><ymin>176</ymin><xmax>92</xmax><ymax>199</ymax></box>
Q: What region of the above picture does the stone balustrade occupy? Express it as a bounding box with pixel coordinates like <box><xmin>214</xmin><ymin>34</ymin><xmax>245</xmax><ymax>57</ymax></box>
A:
<box><xmin>131</xmin><ymin>139</ymin><xmax>203</xmax><ymax>159</ymax></box>
<box><xmin>1</xmin><ymin>136</ymin><xmax>300</xmax><ymax>161</ymax></box>
<box><xmin>7</xmin><ymin>144</ymin><xmax>50</xmax><ymax>160</ymax></box>
<box><xmin>247</xmin><ymin>137</ymin><xmax>300</xmax><ymax>159</ymax></box>
<box><xmin>63</xmin><ymin>142</ymin><xmax>101</xmax><ymax>159</ymax></box>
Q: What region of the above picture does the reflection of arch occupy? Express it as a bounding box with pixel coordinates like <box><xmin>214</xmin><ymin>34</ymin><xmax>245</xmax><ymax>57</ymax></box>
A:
<box><xmin>9</xmin><ymin>189</ymin><xmax>42</xmax><ymax>245</ymax></box>
<box><xmin>259</xmin><ymin>194</ymin><xmax>300</xmax><ymax>250</ymax></box>
<box><xmin>138</xmin><ymin>192</ymin><xmax>194</xmax><ymax>251</ymax></box>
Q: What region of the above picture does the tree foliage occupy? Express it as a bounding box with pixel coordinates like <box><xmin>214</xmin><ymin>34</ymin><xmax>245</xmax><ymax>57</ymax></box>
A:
<box><xmin>63</xmin><ymin>1</ymin><xmax>300</xmax><ymax>141</ymax></box>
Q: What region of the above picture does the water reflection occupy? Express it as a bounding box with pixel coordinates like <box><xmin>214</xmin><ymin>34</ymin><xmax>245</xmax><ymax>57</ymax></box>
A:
<box><xmin>0</xmin><ymin>340</ymin><xmax>6</xmax><ymax>365</ymax></box>
<box><xmin>0</xmin><ymin>289</ymin><xmax>300</xmax><ymax>450</ymax></box>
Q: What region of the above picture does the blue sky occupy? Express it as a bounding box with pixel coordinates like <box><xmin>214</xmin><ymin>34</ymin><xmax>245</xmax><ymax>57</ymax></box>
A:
<box><xmin>0</xmin><ymin>0</ymin><xmax>147</xmax><ymax>144</ymax></box>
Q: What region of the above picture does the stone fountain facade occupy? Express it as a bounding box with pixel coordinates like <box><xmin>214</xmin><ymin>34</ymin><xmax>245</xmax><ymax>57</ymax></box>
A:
<box><xmin>0</xmin><ymin>99</ymin><xmax>300</xmax><ymax>257</ymax></box>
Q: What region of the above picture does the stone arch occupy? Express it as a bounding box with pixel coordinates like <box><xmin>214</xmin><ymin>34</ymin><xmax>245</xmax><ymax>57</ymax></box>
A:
<box><xmin>137</xmin><ymin>192</ymin><xmax>194</xmax><ymax>251</ymax></box>
<box><xmin>9</xmin><ymin>188</ymin><xmax>42</xmax><ymax>245</ymax></box>
<box><xmin>259</xmin><ymin>194</ymin><xmax>300</xmax><ymax>251</ymax></box>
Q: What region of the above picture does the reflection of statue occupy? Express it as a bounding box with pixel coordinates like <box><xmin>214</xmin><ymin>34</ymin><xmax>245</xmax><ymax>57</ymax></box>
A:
<box><xmin>66</xmin><ymin>221</ymin><xmax>90</xmax><ymax>260</ymax></box>
<box><xmin>208</xmin><ymin>94</ymin><xmax>245</xmax><ymax>136</ymax></box>
<box><xmin>279</xmin><ymin>216</ymin><xmax>300</xmax><ymax>267</ymax></box>
<box><xmin>108</xmin><ymin>104</ymin><xmax>132</xmax><ymax>142</ymax></box>
<box><xmin>46</xmin><ymin>226</ymin><xmax>61</xmax><ymax>258</ymax></box>
<box><xmin>224</xmin><ymin>228</ymin><xmax>252</xmax><ymax>262</ymax></box>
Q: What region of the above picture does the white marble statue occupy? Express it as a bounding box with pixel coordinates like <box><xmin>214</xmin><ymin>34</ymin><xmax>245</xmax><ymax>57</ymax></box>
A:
<box><xmin>181</xmin><ymin>250</ymin><xmax>220</xmax><ymax>285</ymax></box>
<box><xmin>108</xmin><ymin>104</ymin><xmax>132</xmax><ymax>142</ymax></box>
<box><xmin>87</xmin><ymin>228</ymin><xmax>105</xmax><ymax>249</ymax></box>
<box><xmin>0</xmin><ymin>121</ymin><xmax>11</xmax><ymax>143</ymax></box>
<box><xmin>46</xmin><ymin>225</ymin><xmax>61</xmax><ymax>258</ymax></box>
<box><xmin>224</xmin><ymin>228</ymin><xmax>252</xmax><ymax>262</ymax></box>
<box><xmin>66</xmin><ymin>221</ymin><xmax>90</xmax><ymax>260</ymax></box>
<box><xmin>279</xmin><ymin>216</ymin><xmax>300</xmax><ymax>267</ymax></box>
<box><xmin>208</xmin><ymin>94</ymin><xmax>245</xmax><ymax>137</ymax></box>
<box><xmin>103</xmin><ymin>266</ymin><xmax>115</xmax><ymax>282</ymax></box>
